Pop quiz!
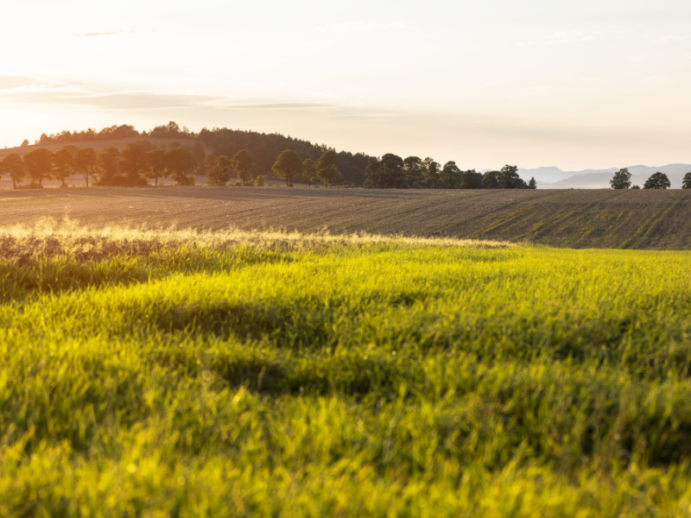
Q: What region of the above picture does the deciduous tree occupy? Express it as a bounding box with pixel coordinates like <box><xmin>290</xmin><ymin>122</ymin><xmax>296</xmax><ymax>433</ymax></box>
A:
<box><xmin>119</xmin><ymin>143</ymin><xmax>149</xmax><ymax>185</ymax></box>
<box><xmin>52</xmin><ymin>148</ymin><xmax>74</xmax><ymax>187</ymax></box>
<box><xmin>461</xmin><ymin>169</ymin><xmax>484</xmax><ymax>189</ymax></box>
<box><xmin>302</xmin><ymin>158</ymin><xmax>317</xmax><ymax>187</ymax></box>
<box><xmin>499</xmin><ymin>165</ymin><xmax>522</xmax><ymax>189</ymax></box>
<box><xmin>482</xmin><ymin>171</ymin><xmax>500</xmax><ymax>189</ymax></box>
<box><xmin>441</xmin><ymin>161</ymin><xmax>462</xmax><ymax>189</ymax></box>
<box><xmin>610</xmin><ymin>168</ymin><xmax>632</xmax><ymax>189</ymax></box>
<box><xmin>146</xmin><ymin>148</ymin><xmax>168</xmax><ymax>186</ymax></box>
<box><xmin>166</xmin><ymin>146</ymin><xmax>198</xmax><ymax>186</ymax></box>
<box><xmin>231</xmin><ymin>150</ymin><xmax>255</xmax><ymax>186</ymax></box>
<box><xmin>95</xmin><ymin>147</ymin><xmax>121</xmax><ymax>185</ymax></box>
<box><xmin>272</xmin><ymin>150</ymin><xmax>303</xmax><ymax>187</ymax></box>
<box><xmin>2</xmin><ymin>154</ymin><xmax>25</xmax><ymax>189</ymax></box>
<box><xmin>422</xmin><ymin>158</ymin><xmax>441</xmax><ymax>188</ymax></box>
<box><xmin>74</xmin><ymin>148</ymin><xmax>98</xmax><ymax>187</ymax></box>
<box><xmin>364</xmin><ymin>157</ymin><xmax>381</xmax><ymax>188</ymax></box>
<box><xmin>317</xmin><ymin>150</ymin><xmax>341</xmax><ymax>187</ymax></box>
<box><xmin>403</xmin><ymin>156</ymin><xmax>423</xmax><ymax>187</ymax></box>
<box><xmin>643</xmin><ymin>172</ymin><xmax>670</xmax><ymax>190</ymax></box>
<box><xmin>205</xmin><ymin>154</ymin><xmax>232</xmax><ymax>186</ymax></box>
<box><xmin>23</xmin><ymin>148</ymin><xmax>53</xmax><ymax>186</ymax></box>
<box><xmin>682</xmin><ymin>172</ymin><xmax>691</xmax><ymax>189</ymax></box>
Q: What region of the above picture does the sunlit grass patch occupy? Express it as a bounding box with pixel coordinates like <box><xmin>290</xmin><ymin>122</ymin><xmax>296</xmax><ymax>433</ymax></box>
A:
<box><xmin>1</xmin><ymin>223</ymin><xmax>691</xmax><ymax>515</ymax></box>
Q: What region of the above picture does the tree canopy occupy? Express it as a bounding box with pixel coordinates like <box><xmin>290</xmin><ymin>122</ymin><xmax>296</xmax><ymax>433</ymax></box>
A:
<box><xmin>231</xmin><ymin>150</ymin><xmax>255</xmax><ymax>186</ymax></box>
<box><xmin>23</xmin><ymin>148</ymin><xmax>53</xmax><ymax>186</ymax></box>
<box><xmin>74</xmin><ymin>148</ymin><xmax>97</xmax><ymax>188</ymax></box>
<box><xmin>643</xmin><ymin>172</ymin><xmax>670</xmax><ymax>190</ymax></box>
<box><xmin>166</xmin><ymin>147</ymin><xmax>197</xmax><ymax>186</ymax></box>
<box><xmin>272</xmin><ymin>150</ymin><xmax>303</xmax><ymax>187</ymax></box>
<box><xmin>317</xmin><ymin>150</ymin><xmax>342</xmax><ymax>187</ymax></box>
<box><xmin>610</xmin><ymin>168</ymin><xmax>632</xmax><ymax>190</ymax></box>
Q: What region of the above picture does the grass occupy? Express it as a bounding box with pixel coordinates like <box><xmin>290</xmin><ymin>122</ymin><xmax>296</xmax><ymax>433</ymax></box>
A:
<box><xmin>2</xmin><ymin>223</ymin><xmax>691</xmax><ymax>516</ymax></box>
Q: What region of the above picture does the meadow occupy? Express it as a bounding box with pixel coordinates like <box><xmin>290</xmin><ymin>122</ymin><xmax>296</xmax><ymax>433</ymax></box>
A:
<box><xmin>1</xmin><ymin>220</ymin><xmax>691</xmax><ymax>516</ymax></box>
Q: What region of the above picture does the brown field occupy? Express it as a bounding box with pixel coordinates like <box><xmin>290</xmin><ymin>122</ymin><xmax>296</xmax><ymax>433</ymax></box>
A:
<box><xmin>1</xmin><ymin>186</ymin><xmax>690</xmax><ymax>249</ymax></box>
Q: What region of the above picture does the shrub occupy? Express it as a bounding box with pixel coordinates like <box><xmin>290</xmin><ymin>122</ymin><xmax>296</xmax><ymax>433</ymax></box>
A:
<box><xmin>256</xmin><ymin>175</ymin><xmax>266</xmax><ymax>187</ymax></box>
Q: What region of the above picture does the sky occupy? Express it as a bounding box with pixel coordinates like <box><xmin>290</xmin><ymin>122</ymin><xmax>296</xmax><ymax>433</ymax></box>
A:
<box><xmin>0</xmin><ymin>0</ymin><xmax>690</xmax><ymax>170</ymax></box>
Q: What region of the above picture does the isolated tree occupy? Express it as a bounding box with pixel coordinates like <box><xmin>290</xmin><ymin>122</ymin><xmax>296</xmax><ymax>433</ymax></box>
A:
<box><xmin>119</xmin><ymin>142</ymin><xmax>149</xmax><ymax>184</ymax></box>
<box><xmin>302</xmin><ymin>158</ymin><xmax>317</xmax><ymax>187</ymax></box>
<box><xmin>610</xmin><ymin>168</ymin><xmax>632</xmax><ymax>189</ymax></box>
<box><xmin>441</xmin><ymin>161</ymin><xmax>462</xmax><ymax>189</ymax></box>
<box><xmin>23</xmin><ymin>148</ymin><xmax>53</xmax><ymax>186</ymax></box>
<box><xmin>145</xmin><ymin>148</ymin><xmax>168</xmax><ymax>186</ymax></box>
<box><xmin>683</xmin><ymin>172</ymin><xmax>691</xmax><ymax>189</ymax></box>
<box><xmin>317</xmin><ymin>150</ymin><xmax>341</xmax><ymax>187</ymax></box>
<box><xmin>528</xmin><ymin>177</ymin><xmax>537</xmax><ymax>189</ymax></box>
<box><xmin>422</xmin><ymin>158</ymin><xmax>441</xmax><ymax>188</ymax></box>
<box><xmin>95</xmin><ymin>147</ymin><xmax>121</xmax><ymax>185</ymax></box>
<box><xmin>272</xmin><ymin>150</ymin><xmax>303</xmax><ymax>187</ymax></box>
<box><xmin>20</xmin><ymin>140</ymin><xmax>29</xmax><ymax>147</ymax></box>
<box><xmin>205</xmin><ymin>154</ymin><xmax>232</xmax><ymax>186</ymax></box>
<box><xmin>52</xmin><ymin>148</ymin><xmax>74</xmax><ymax>187</ymax></box>
<box><xmin>74</xmin><ymin>148</ymin><xmax>97</xmax><ymax>187</ymax></box>
<box><xmin>1</xmin><ymin>154</ymin><xmax>25</xmax><ymax>189</ymax></box>
<box><xmin>643</xmin><ymin>172</ymin><xmax>670</xmax><ymax>190</ymax></box>
<box><xmin>402</xmin><ymin>156</ymin><xmax>423</xmax><ymax>187</ymax></box>
<box><xmin>166</xmin><ymin>146</ymin><xmax>198</xmax><ymax>185</ymax></box>
<box><xmin>231</xmin><ymin>150</ymin><xmax>255</xmax><ymax>186</ymax></box>
<box><xmin>482</xmin><ymin>171</ymin><xmax>500</xmax><ymax>189</ymax></box>
<box><xmin>461</xmin><ymin>169</ymin><xmax>484</xmax><ymax>189</ymax></box>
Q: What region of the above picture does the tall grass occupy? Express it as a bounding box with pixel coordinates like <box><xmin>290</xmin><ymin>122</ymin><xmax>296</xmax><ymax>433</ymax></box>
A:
<box><xmin>1</xmin><ymin>223</ymin><xmax>691</xmax><ymax>516</ymax></box>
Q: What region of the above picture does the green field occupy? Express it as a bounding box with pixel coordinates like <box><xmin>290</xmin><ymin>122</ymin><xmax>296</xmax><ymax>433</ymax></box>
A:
<box><xmin>2</xmin><ymin>223</ymin><xmax>691</xmax><ymax>516</ymax></box>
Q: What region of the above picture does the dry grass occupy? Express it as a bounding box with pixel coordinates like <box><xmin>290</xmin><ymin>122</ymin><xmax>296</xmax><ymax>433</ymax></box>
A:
<box><xmin>0</xmin><ymin>217</ymin><xmax>513</xmax><ymax>263</ymax></box>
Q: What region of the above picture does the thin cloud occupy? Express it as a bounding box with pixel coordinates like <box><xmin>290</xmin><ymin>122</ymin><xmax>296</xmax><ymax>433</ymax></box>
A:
<box><xmin>318</xmin><ymin>22</ymin><xmax>413</xmax><ymax>34</ymax></box>
<box><xmin>649</xmin><ymin>35</ymin><xmax>691</xmax><ymax>46</ymax></box>
<box><xmin>513</xmin><ymin>29</ymin><xmax>628</xmax><ymax>48</ymax></box>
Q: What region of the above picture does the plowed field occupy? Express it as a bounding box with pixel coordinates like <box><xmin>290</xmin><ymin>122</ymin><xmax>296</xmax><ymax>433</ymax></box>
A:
<box><xmin>2</xmin><ymin>186</ymin><xmax>690</xmax><ymax>249</ymax></box>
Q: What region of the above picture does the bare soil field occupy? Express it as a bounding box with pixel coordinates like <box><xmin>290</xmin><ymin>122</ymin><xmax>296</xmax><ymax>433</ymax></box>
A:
<box><xmin>1</xmin><ymin>186</ymin><xmax>690</xmax><ymax>249</ymax></box>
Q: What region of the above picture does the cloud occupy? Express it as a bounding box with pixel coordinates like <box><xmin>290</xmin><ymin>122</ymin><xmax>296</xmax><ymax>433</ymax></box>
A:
<box><xmin>318</xmin><ymin>22</ymin><xmax>413</xmax><ymax>34</ymax></box>
<box><xmin>513</xmin><ymin>29</ymin><xmax>628</xmax><ymax>48</ymax></box>
<box><xmin>78</xmin><ymin>30</ymin><xmax>136</xmax><ymax>37</ymax></box>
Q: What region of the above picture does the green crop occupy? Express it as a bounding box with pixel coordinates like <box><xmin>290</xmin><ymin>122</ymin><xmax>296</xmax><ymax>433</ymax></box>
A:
<box><xmin>2</xmin><ymin>228</ymin><xmax>691</xmax><ymax>516</ymax></box>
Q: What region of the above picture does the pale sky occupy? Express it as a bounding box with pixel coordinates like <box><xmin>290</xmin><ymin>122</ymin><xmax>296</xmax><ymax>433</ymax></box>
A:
<box><xmin>1</xmin><ymin>0</ymin><xmax>690</xmax><ymax>170</ymax></box>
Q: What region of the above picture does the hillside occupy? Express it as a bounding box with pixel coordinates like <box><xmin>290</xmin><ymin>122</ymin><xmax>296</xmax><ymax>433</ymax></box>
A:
<box><xmin>2</xmin><ymin>187</ymin><xmax>690</xmax><ymax>250</ymax></box>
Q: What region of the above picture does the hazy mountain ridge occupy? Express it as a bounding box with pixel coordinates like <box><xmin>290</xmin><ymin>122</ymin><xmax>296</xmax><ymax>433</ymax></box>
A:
<box><xmin>523</xmin><ymin>164</ymin><xmax>691</xmax><ymax>189</ymax></box>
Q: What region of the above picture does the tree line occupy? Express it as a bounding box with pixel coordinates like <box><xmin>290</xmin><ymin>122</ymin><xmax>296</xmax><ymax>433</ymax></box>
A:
<box><xmin>0</xmin><ymin>142</ymin><xmax>200</xmax><ymax>189</ymax></box>
<box><xmin>610</xmin><ymin>168</ymin><xmax>691</xmax><ymax>190</ymax></box>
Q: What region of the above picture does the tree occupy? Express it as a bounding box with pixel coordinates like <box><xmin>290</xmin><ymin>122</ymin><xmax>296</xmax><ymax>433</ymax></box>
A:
<box><xmin>379</xmin><ymin>153</ymin><xmax>404</xmax><ymax>188</ymax></box>
<box><xmin>528</xmin><ymin>177</ymin><xmax>537</xmax><ymax>189</ymax></box>
<box><xmin>403</xmin><ymin>156</ymin><xmax>423</xmax><ymax>187</ymax></box>
<box><xmin>52</xmin><ymin>148</ymin><xmax>74</xmax><ymax>187</ymax></box>
<box><xmin>205</xmin><ymin>154</ymin><xmax>232</xmax><ymax>186</ymax></box>
<box><xmin>74</xmin><ymin>148</ymin><xmax>98</xmax><ymax>188</ymax></box>
<box><xmin>422</xmin><ymin>158</ymin><xmax>441</xmax><ymax>188</ymax></box>
<box><xmin>1</xmin><ymin>154</ymin><xmax>25</xmax><ymax>189</ymax></box>
<box><xmin>302</xmin><ymin>158</ymin><xmax>317</xmax><ymax>187</ymax></box>
<box><xmin>256</xmin><ymin>175</ymin><xmax>266</xmax><ymax>186</ymax></box>
<box><xmin>231</xmin><ymin>150</ymin><xmax>255</xmax><ymax>186</ymax></box>
<box><xmin>441</xmin><ymin>161</ymin><xmax>462</xmax><ymax>189</ymax></box>
<box><xmin>166</xmin><ymin>146</ymin><xmax>198</xmax><ymax>185</ymax></box>
<box><xmin>682</xmin><ymin>172</ymin><xmax>691</xmax><ymax>189</ymax></box>
<box><xmin>498</xmin><ymin>165</ymin><xmax>522</xmax><ymax>189</ymax></box>
<box><xmin>460</xmin><ymin>169</ymin><xmax>484</xmax><ymax>189</ymax></box>
<box><xmin>610</xmin><ymin>168</ymin><xmax>632</xmax><ymax>189</ymax></box>
<box><xmin>364</xmin><ymin>157</ymin><xmax>382</xmax><ymax>188</ymax></box>
<box><xmin>317</xmin><ymin>150</ymin><xmax>341</xmax><ymax>187</ymax></box>
<box><xmin>145</xmin><ymin>149</ymin><xmax>168</xmax><ymax>186</ymax></box>
<box><xmin>272</xmin><ymin>149</ymin><xmax>303</xmax><ymax>187</ymax></box>
<box><xmin>631</xmin><ymin>185</ymin><xmax>641</xmax><ymax>189</ymax></box>
<box><xmin>20</xmin><ymin>140</ymin><xmax>29</xmax><ymax>147</ymax></box>
<box><xmin>95</xmin><ymin>147</ymin><xmax>121</xmax><ymax>185</ymax></box>
<box><xmin>23</xmin><ymin>148</ymin><xmax>53</xmax><ymax>186</ymax></box>
<box><xmin>643</xmin><ymin>172</ymin><xmax>670</xmax><ymax>190</ymax></box>
<box><xmin>119</xmin><ymin>143</ymin><xmax>149</xmax><ymax>185</ymax></box>
<box><xmin>482</xmin><ymin>171</ymin><xmax>500</xmax><ymax>189</ymax></box>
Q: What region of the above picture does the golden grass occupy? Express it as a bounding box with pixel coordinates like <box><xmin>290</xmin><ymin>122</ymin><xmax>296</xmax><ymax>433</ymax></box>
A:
<box><xmin>0</xmin><ymin>217</ymin><xmax>513</xmax><ymax>262</ymax></box>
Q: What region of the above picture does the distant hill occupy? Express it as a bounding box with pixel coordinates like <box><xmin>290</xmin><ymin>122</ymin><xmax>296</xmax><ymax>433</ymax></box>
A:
<box><xmin>523</xmin><ymin>164</ymin><xmax>691</xmax><ymax>189</ymax></box>
<box><xmin>3</xmin><ymin>122</ymin><xmax>371</xmax><ymax>186</ymax></box>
